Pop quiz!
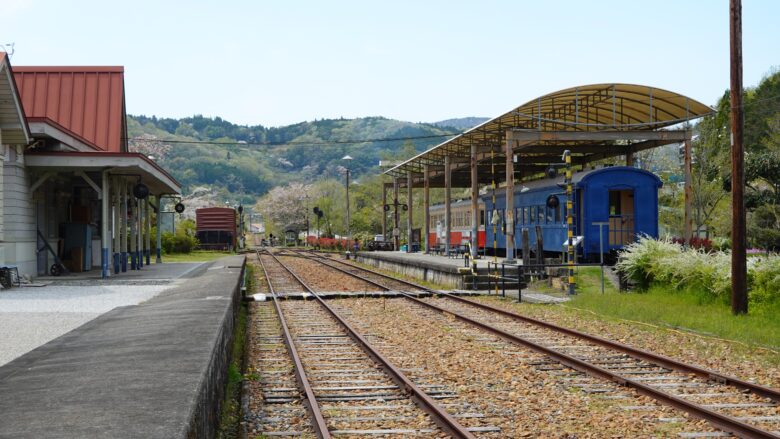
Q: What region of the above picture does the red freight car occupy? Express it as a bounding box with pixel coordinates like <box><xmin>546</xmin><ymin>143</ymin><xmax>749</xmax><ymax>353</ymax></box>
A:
<box><xmin>196</xmin><ymin>208</ymin><xmax>237</xmax><ymax>250</ymax></box>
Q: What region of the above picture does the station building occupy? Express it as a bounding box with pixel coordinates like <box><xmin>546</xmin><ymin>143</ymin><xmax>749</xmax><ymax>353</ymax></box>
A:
<box><xmin>0</xmin><ymin>52</ymin><xmax>180</xmax><ymax>278</ymax></box>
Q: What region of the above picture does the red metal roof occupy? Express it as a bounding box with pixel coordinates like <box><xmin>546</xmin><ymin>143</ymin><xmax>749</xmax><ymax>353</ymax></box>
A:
<box><xmin>13</xmin><ymin>66</ymin><xmax>127</xmax><ymax>152</ymax></box>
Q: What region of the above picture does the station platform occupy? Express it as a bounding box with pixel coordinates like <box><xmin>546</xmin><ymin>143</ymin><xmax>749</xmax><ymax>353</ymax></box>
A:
<box><xmin>355</xmin><ymin>250</ymin><xmax>522</xmax><ymax>289</ymax></box>
<box><xmin>34</xmin><ymin>260</ymin><xmax>207</xmax><ymax>285</ymax></box>
<box><xmin>0</xmin><ymin>255</ymin><xmax>246</xmax><ymax>439</ymax></box>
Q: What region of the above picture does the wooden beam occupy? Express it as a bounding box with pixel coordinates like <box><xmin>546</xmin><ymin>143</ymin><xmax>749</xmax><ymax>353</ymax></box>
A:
<box><xmin>508</xmin><ymin>129</ymin><xmax>691</xmax><ymax>143</ymax></box>
<box><xmin>505</xmin><ymin>131</ymin><xmax>516</xmax><ymax>262</ymax></box>
<box><xmin>407</xmin><ymin>170</ymin><xmax>413</xmax><ymax>253</ymax></box>
<box><xmin>470</xmin><ymin>143</ymin><xmax>478</xmax><ymax>258</ymax></box>
<box><xmin>444</xmin><ymin>154</ymin><xmax>451</xmax><ymax>256</ymax></box>
<box><xmin>424</xmin><ymin>165</ymin><xmax>430</xmax><ymax>253</ymax></box>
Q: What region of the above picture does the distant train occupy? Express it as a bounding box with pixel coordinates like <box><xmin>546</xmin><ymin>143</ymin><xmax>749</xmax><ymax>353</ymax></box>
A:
<box><xmin>429</xmin><ymin>166</ymin><xmax>662</xmax><ymax>260</ymax></box>
<box><xmin>429</xmin><ymin>199</ymin><xmax>486</xmax><ymax>251</ymax></box>
<box><xmin>196</xmin><ymin>208</ymin><xmax>238</xmax><ymax>251</ymax></box>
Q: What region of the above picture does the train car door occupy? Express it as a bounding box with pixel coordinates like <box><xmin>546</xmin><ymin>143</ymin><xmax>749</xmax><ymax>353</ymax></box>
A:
<box><xmin>608</xmin><ymin>189</ymin><xmax>635</xmax><ymax>246</ymax></box>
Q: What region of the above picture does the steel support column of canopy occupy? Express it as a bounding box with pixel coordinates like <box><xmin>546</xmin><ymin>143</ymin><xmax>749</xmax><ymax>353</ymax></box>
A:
<box><xmin>470</xmin><ymin>143</ymin><xmax>479</xmax><ymax>259</ymax></box>
<box><xmin>120</xmin><ymin>180</ymin><xmax>128</xmax><ymax>272</ymax></box>
<box><xmin>156</xmin><ymin>196</ymin><xmax>163</xmax><ymax>264</ymax></box>
<box><xmin>101</xmin><ymin>171</ymin><xmax>110</xmax><ymax>278</ymax></box>
<box><xmin>145</xmin><ymin>198</ymin><xmax>151</xmax><ymax>265</ymax></box>
<box><xmin>137</xmin><ymin>199</ymin><xmax>143</xmax><ymax>269</ymax></box>
<box><xmin>407</xmin><ymin>170</ymin><xmax>413</xmax><ymax>253</ymax></box>
<box><xmin>505</xmin><ymin>135</ymin><xmax>516</xmax><ymax>263</ymax></box>
<box><xmin>112</xmin><ymin>177</ymin><xmax>120</xmax><ymax>274</ymax></box>
<box><xmin>424</xmin><ymin>165</ymin><xmax>431</xmax><ymax>254</ymax></box>
<box><xmin>130</xmin><ymin>194</ymin><xmax>137</xmax><ymax>270</ymax></box>
<box><xmin>444</xmin><ymin>154</ymin><xmax>452</xmax><ymax>257</ymax></box>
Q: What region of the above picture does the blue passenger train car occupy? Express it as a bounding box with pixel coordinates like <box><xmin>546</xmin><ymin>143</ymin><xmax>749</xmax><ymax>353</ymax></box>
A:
<box><xmin>483</xmin><ymin>166</ymin><xmax>662</xmax><ymax>260</ymax></box>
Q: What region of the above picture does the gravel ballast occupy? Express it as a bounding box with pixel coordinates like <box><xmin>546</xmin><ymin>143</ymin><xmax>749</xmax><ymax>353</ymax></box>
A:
<box><xmin>472</xmin><ymin>296</ymin><xmax>780</xmax><ymax>389</ymax></box>
<box><xmin>332</xmin><ymin>297</ymin><xmax>712</xmax><ymax>437</ymax></box>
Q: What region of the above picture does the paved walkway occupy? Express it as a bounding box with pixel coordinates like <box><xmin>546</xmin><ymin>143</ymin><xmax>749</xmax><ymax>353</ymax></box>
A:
<box><xmin>0</xmin><ymin>262</ymin><xmax>205</xmax><ymax>367</ymax></box>
<box><xmin>0</xmin><ymin>256</ymin><xmax>245</xmax><ymax>439</ymax></box>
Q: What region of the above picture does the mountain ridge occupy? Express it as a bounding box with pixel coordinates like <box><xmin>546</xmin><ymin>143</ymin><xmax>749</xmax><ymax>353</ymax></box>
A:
<box><xmin>128</xmin><ymin>114</ymin><xmax>472</xmax><ymax>202</ymax></box>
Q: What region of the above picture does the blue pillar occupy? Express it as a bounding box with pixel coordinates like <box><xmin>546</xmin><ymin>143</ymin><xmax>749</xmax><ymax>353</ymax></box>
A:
<box><xmin>101</xmin><ymin>171</ymin><xmax>110</xmax><ymax>279</ymax></box>
<box><xmin>102</xmin><ymin>248</ymin><xmax>109</xmax><ymax>278</ymax></box>
<box><xmin>113</xmin><ymin>253</ymin><xmax>120</xmax><ymax>274</ymax></box>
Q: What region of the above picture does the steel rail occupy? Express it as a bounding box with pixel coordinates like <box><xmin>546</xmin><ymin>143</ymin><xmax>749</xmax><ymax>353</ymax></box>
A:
<box><xmin>303</xmin><ymin>250</ymin><xmax>780</xmax><ymax>402</ymax></box>
<box><xmin>294</xmin><ymin>251</ymin><xmax>780</xmax><ymax>438</ymax></box>
<box><xmin>255</xmin><ymin>251</ymin><xmax>331</xmax><ymax>439</ymax></box>
<box><xmin>264</xmin><ymin>249</ymin><xmax>476</xmax><ymax>439</ymax></box>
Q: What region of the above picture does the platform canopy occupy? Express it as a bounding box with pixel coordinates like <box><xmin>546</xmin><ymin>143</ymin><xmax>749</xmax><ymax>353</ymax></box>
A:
<box><xmin>385</xmin><ymin>83</ymin><xmax>713</xmax><ymax>187</ymax></box>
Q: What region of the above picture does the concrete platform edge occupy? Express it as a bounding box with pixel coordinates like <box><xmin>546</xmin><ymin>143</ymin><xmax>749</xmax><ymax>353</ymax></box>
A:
<box><xmin>0</xmin><ymin>255</ymin><xmax>247</xmax><ymax>439</ymax></box>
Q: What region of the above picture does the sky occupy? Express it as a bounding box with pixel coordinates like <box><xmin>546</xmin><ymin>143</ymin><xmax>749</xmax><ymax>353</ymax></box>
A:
<box><xmin>2</xmin><ymin>0</ymin><xmax>779</xmax><ymax>127</ymax></box>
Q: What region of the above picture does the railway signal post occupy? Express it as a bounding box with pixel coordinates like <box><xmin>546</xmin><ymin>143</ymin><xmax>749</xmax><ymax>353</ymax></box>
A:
<box><xmin>564</xmin><ymin>150</ymin><xmax>575</xmax><ymax>296</ymax></box>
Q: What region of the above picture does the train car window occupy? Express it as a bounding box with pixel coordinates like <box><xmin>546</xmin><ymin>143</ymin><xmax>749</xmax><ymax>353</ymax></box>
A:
<box><xmin>554</xmin><ymin>201</ymin><xmax>561</xmax><ymax>223</ymax></box>
<box><xmin>538</xmin><ymin>205</ymin><xmax>545</xmax><ymax>224</ymax></box>
<box><xmin>609</xmin><ymin>191</ymin><xmax>622</xmax><ymax>215</ymax></box>
<box><xmin>529</xmin><ymin>206</ymin><xmax>536</xmax><ymax>223</ymax></box>
<box><xmin>522</xmin><ymin>206</ymin><xmax>529</xmax><ymax>225</ymax></box>
<box><xmin>480</xmin><ymin>209</ymin><xmax>485</xmax><ymax>226</ymax></box>
<box><xmin>546</xmin><ymin>206</ymin><xmax>554</xmax><ymax>224</ymax></box>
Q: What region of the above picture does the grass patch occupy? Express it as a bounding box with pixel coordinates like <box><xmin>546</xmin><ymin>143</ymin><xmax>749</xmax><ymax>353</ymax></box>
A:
<box><xmin>216</xmin><ymin>302</ymin><xmax>248</xmax><ymax>439</ymax></box>
<box><xmin>563</xmin><ymin>267</ymin><xmax>780</xmax><ymax>352</ymax></box>
<box><xmin>156</xmin><ymin>250</ymin><xmax>235</xmax><ymax>263</ymax></box>
<box><xmin>216</xmin><ymin>264</ymin><xmax>252</xmax><ymax>439</ymax></box>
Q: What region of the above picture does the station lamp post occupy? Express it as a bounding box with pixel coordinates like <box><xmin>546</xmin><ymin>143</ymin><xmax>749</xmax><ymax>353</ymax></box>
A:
<box><xmin>342</xmin><ymin>155</ymin><xmax>353</xmax><ymax>259</ymax></box>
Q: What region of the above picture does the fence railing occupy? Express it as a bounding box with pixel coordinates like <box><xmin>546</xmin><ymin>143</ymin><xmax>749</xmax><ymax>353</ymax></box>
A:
<box><xmin>485</xmin><ymin>262</ymin><xmax>606</xmax><ymax>302</ymax></box>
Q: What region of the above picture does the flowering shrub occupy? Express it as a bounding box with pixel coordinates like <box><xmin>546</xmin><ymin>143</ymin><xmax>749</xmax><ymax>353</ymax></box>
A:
<box><xmin>616</xmin><ymin>236</ymin><xmax>780</xmax><ymax>303</ymax></box>
<box><xmin>306</xmin><ymin>237</ymin><xmax>358</xmax><ymax>251</ymax></box>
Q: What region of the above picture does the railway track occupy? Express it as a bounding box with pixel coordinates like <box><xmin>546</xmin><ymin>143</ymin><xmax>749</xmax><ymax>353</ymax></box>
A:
<box><xmin>292</xmin><ymin>249</ymin><xmax>780</xmax><ymax>438</ymax></box>
<box><xmin>252</xmin><ymin>249</ymin><xmax>489</xmax><ymax>438</ymax></box>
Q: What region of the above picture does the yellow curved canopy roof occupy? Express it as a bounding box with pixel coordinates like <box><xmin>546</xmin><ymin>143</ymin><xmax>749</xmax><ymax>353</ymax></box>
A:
<box><xmin>386</xmin><ymin>83</ymin><xmax>713</xmax><ymax>186</ymax></box>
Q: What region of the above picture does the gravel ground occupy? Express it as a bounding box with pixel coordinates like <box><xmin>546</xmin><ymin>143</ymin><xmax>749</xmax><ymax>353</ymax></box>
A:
<box><xmin>332</xmin><ymin>297</ymin><xmax>710</xmax><ymax>437</ymax></box>
<box><xmin>278</xmin><ymin>255</ymin><xmax>379</xmax><ymax>293</ymax></box>
<box><xmin>472</xmin><ymin>296</ymin><xmax>780</xmax><ymax>389</ymax></box>
<box><xmin>0</xmin><ymin>284</ymin><xmax>169</xmax><ymax>366</ymax></box>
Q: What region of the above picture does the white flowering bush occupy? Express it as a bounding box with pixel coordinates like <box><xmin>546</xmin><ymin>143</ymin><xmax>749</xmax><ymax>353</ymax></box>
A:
<box><xmin>616</xmin><ymin>236</ymin><xmax>780</xmax><ymax>302</ymax></box>
<box><xmin>615</xmin><ymin>236</ymin><xmax>682</xmax><ymax>289</ymax></box>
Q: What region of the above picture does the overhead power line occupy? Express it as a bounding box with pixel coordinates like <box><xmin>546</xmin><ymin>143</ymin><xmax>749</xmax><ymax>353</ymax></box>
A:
<box><xmin>125</xmin><ymin>132</ymin><xmax>462</xmax><ymax>147</ymax></box>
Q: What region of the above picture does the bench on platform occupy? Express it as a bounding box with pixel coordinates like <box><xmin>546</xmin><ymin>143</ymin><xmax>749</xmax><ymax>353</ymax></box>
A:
<box><xmin>0</xmin><ymin>266</ymin><xmax>20</xmax><ymax>289</ymax></box>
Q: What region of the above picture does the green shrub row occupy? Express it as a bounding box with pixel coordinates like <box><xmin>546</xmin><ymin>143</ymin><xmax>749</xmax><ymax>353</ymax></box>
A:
<box><xmin>161</xmin><ymin>231</ymin><xmax>199</xmax><ymax>254</ymax></box>
<box><xmin>616</xmin><ymin>236</ymin><xmax>780</xmax><ymax>303</ymax></box>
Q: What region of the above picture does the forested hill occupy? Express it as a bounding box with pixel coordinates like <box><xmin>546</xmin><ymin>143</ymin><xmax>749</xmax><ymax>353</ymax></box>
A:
<box><xmin>128</xmin><ymin>115</ymin><xmax>465</xmax><ymax>201</ymax></box>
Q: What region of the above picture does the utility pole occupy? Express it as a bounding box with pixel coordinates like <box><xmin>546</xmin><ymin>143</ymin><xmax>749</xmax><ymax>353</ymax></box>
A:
<box><xmin>729</xmin><ymin>0</ymin><xmax>748</xmax><ymax>314</ymax></box>
<box><xmin>730</xmin><ymin>0</ymin><xmax>747</xmax><ymax>315</ymax></box>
